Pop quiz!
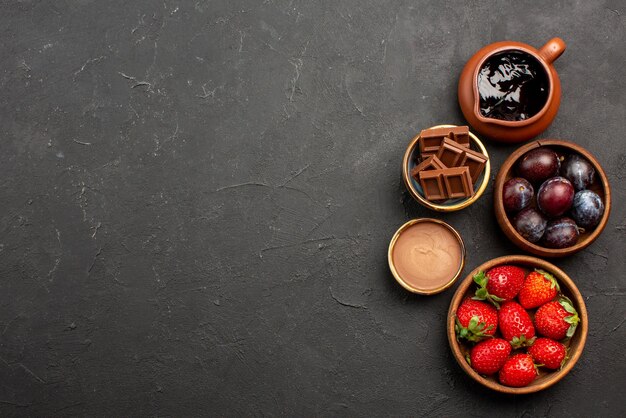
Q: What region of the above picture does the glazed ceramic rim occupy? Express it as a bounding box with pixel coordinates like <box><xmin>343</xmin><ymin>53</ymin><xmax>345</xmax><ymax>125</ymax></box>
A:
<box><xmin>447</xmin><ymin>255</ymin><xmax>588</xmax><ymax>394</ymax></box>
<box><xmin>388</xmin><ymin>218</ymin><xmax>466</xmax><ymax>295</ymax></box>
<box><xmin>471</xmin><ymin>45</ymin><xmax>555</xmax><ymax>127</ymax></box>
<box><xmin>402</xmin><ymin>125</ymin><xmax>490</xmax><ymax>212</ymax></box>
<box><xmin>494</xmin><ymin>139</ymin><xmax>611</xmax><ymax>257</ymax></box>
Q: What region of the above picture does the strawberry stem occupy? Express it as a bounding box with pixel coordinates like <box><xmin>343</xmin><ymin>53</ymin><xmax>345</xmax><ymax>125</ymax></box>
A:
<box><xmin>472</xmin><ymin>271</ymin><xmax>504</xmax><ymax>309</ymax></box>
<box><xmin>535</xmin><ymin>269</ymin><xmax>560</xmax><ymax>291</ymax></box>
<box><xmin>559</xmin><ymin>296</ymin><xmax>580</xmax><ymax>338</ymax></box>
<box><xmin>510</xmin><ymin>335</ymin><xmax>536</xmax><ymax>349</ymax></box>
<box><xmin>455</xmin><ymin>315</ymin><xmax>493</xmax><ymax>342</ymax></box>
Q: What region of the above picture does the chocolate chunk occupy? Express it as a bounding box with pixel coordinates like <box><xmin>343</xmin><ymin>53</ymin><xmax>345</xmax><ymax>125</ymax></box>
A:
<box><xmin>410</xmin><ymin>155</ymin><xmax>446</xmax><ymax>180</ymax></box>
<box><xmin>442</xmin><ymin>167</ymin><xmax>474</xmax><ymax>199</ymax></box>
<box><xmin>458</xmin><ymin>148</ymin><xmax>488</xmax><ymax>183</ymax></box>
<box><xmin>419</xmin><ymin>126</ymin><xmax>470</xmax><ymax>157</ymax></box>
<box><xmin>419</xmin><ymin>167</ymin><xmax>474</xmax><ymax>201</ymax></box>
<box><xmin>420</xmin><ymin>151</ymin><xmax>438</xmax><ymax>160</ymax></box>
<box><xmin>436</xmin><ymin>138</ymin><xmax>466</xmax><ymax>168</ymax></box>
<box><xmin>418</xmin><ymin>170</ymin><xmax>447</xmax><ymax>201</ymax></box>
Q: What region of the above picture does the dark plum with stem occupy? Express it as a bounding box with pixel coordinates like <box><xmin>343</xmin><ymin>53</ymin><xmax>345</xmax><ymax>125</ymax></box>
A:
<box><xmin>561</xmin><ymin>154</ymin><xmax>595</xmax><ymax>191</ymax></box>
<box><xmin>503</xmin><ymin>177</ymin><xmax>534</xmax><ymax>213</ymax></box>
<box><xmin>571</xmin><ymin>190</ymin><xmax>604</xmax><ymax>229</ymax></box>
<box><xmin>516</xmin><ymin>148</ymin><xmax>561</xmax><ymax>184</ymax></box>
<box><xmin>543</xmin><ymin>217</ymin><xmax>579</xmax><ymax>249</ymax></box>
<box><xmin>513</xmin><ymin>208</ymin><xmax>547</xmax><ymax>243</ymax></box>
<box><xmin>537</xmin><ymin>177</ymin><xmax>574</xmax><ymax>218</ymax></box>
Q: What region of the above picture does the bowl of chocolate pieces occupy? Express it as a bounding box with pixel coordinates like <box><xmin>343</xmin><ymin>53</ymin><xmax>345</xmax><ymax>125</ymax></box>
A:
<box><xmin>403</xmin><ymin>125</ymin><xmax>490</xmax><ymax>212</ymax></box>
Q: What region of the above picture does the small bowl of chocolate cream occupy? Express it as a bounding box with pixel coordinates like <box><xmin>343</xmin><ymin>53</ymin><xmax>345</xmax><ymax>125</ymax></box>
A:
<box><xmin>388</xmin><ymin>218</ymin><xmax>466</xmax><ymax>295</ymax></box>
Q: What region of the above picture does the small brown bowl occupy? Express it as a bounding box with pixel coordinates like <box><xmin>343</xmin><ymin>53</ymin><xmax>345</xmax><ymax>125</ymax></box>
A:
<box><xmin>494</xmin><ymin>139</ymin><xmax>611</xmax><ymax>257</ymax></box>
<box><xmin>447</xmin><ymin>255</ymin><xmax>588</xmax><ymax>394</ymax></box>
<box><xmin>403</xmin><ymin>125</ymin><xmax>490</xmax><ymax>212</ymax></box>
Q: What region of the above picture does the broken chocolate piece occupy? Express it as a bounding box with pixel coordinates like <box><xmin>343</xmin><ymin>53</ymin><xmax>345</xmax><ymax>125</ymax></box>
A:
<box><xmin>418</xmin><ymin>170</ymin><xmax>447</xmax><ymax>201</ymax></box>
<box><xmin>436</xmin><ymin>138</ymin><xmax>466</xmax><ymax>168</ymax></box>
<box><xmin>420</xmin><ymin>151</ymin><xmax>438</xmax><ymax>160</ymax></box>
<box><xmin>419</xmin><ymin>167</ymin><xmax>475</xmax><ymax>201</ymax></box>
<box><xmin>410</xmin><ymin>155</ymin><xmax>446</xmax><ymax>179</ymax></box>
<box><xmin>458</xmin><ymin>148</ymin><xmax>488</xmax><ymax>183</ymax></box>
<box><xmin>442</xmin><ymin>167</ymin><xmax>474</xmax><ymax>199</ymax></box>
<box><xmin>419</xmin><ymin>126</ymin><xmax>470</xmax><ymax>157</ymax></box>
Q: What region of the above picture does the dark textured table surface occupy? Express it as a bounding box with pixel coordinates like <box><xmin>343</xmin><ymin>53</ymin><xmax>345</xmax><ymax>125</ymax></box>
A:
<box><xmin>1</xmin><ymin>0</ymin><xmax>625</xmax><ymax>416</ymax></box>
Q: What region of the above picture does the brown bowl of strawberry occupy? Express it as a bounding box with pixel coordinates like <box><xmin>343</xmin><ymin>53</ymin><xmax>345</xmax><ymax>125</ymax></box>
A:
<box><xmin>447</xmin><ymin>255</ymin><xmax>588</xmax><ymax>394</ymax></box>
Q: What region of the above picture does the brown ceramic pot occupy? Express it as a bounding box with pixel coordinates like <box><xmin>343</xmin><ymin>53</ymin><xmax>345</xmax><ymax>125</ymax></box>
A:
<box><xmin>458</xmin><ymin>38</ymin><xmax>566</xmax><ymax>143</ymax></box>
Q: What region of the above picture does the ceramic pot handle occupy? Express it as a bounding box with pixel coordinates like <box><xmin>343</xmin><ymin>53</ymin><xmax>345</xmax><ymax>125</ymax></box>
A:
<box><xmin>539</xmin><ymin>38</ymin><xmax>566</xmax><ymax>64</ymax></box>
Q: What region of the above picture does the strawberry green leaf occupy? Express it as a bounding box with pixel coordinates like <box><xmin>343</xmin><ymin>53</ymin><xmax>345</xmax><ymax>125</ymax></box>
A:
<box><xmin>560</xmin><ymin>352</ymin><xmax>570</xmax><ymax>370</ymax></box>
<box><xmin>536</xmin><ymin>269</ymin><xmax>560</xmax><ymax>291</ymax></box>
<box><xmin>455</xmin><ymin>317</ymin><xmax>463</xmax><ymax>332</ymax></box>
<box><xmin>473</xmin><ymin>271</ymin><xmax>487</xmax><ymax>287</ymax></box>
<box><xmin>454</xmin><ymin>318</ymin><xmax>466</xmax><ymax>341</ymax></box>
<box><xmin>456</xmin><ymin>316</ymin><xmax>493</xmax><ymax>342</ymax></box>
<box><xmin>472</xmin><ymin>289</ymin><xmax>503</xmax><ymax>308</ymax></box>
<box><xmin>473</xmin><ymin>288</ymin><xmax>488</xmax><ymax>300</ymax></box>
<box><xmin>469</xmin><ymin>317</ymin><xmax>479</xmax><ymax>330</ymax></box>
<box><xmin>566</xmin><ymin>324</ymin><xmax>577</xmax><ymax>338</ymax></box>
<box><xmin>559</xmin><ymin>296</ymin><xmax>577</xmax><ymax>315</ymax></box>
<box><xmin>510</xmin><ymin>335</ymin><xmax>536</xmax><ymax>349</ymax></box>
<box><xmin>565</xmin><ymin>314</ymin><xmax>580</xmax><ymax>338</ymax></box>
<box><xmin>455</xmin><ymin>318</ymin><xmax>461</xmax><ymax>330</ymax></box>
<box><xmin>471</xmin><ymin>271</ymin><xmax>504</xmax><ymax>308</ymax></box>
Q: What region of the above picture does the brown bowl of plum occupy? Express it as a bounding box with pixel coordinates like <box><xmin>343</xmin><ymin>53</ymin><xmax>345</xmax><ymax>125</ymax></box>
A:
<box><xmin>494</xmin><ymin>139</ymin><xmax>611</xmax><ymax>257</ymax></box>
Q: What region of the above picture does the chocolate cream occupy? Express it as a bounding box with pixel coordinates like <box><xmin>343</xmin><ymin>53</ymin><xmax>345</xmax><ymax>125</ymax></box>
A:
<box><xmin>392</xmin><ymin>221</ymin><xmax>462</xmax><ymax>291</ymax></box>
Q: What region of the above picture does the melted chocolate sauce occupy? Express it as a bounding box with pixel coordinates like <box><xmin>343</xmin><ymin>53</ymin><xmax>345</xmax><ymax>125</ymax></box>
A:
<box><xmin>477</xmin><ymin>50</ymin><xmax>549</xmax><ymax>121</ymax></box>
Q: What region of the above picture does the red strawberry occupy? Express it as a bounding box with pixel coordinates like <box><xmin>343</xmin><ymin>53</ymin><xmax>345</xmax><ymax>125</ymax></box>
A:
<box><xmin>498</xmin><ymin>354</ymin><xmax>538</xmax><ymax>387</ymax></box>
<box><xmin>535</xmin><ymin>297</ymin><xmax>580</xmax><ymax>340</ymax></box>
<box><xmin>518</xmin><ymin>269</ymin><xmax>560</xmax><ymax>309</ymax></box>
<box><xmin>455</xmin><ymin>298</ymin><xmax>498</xmax><ymax>342</ymax></box>
<box><xmin>469</xmin><ymin>338</ymin><xmax>512</xmax><ymax>375</ymax></box>
<box><xmin>528</xmin><ymin>338</ymin><xmax>567</xmax><ymax>370</ymax></box>
<box><xmin>473</xmin><ymin>266</ymin><xmax>525</xmax><ymax>307</ymax></box>
<box><xmin>498</xmin><ymin>301</ymin><xmax>535</xmax><ymax>348</ymax></box>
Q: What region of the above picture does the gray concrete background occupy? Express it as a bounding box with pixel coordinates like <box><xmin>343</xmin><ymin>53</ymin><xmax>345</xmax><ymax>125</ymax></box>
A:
<box><xmin>1</xmin><ymin>0</ymin><xmax>625</xmax><ymax>416</ymax></box>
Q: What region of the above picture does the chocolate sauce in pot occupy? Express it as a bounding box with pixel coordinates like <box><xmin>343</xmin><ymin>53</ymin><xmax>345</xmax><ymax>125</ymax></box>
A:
<box><xmin>477</xmin><ymin>51</ymin><xmax>549</xmax><ymax>121</ymax></box>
